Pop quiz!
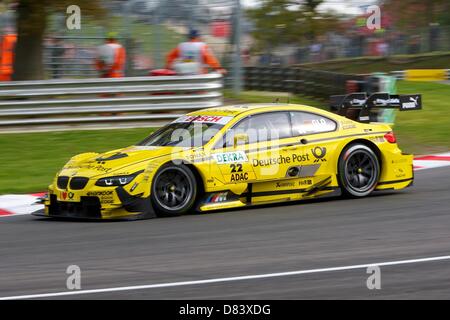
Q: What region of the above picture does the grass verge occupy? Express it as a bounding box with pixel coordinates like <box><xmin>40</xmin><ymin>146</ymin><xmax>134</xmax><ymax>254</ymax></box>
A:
<box><xmin>0</xmin><ymin>128</ymin><xmax>153</xmax><ymax>194</ymax></box>
<box><xmin>395</xmin><ymin>81</ymin><xmax>450</xmax><ymax>154</ymax></box>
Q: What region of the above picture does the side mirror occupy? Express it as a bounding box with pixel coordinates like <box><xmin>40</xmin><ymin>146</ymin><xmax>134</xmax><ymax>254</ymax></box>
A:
<box><xmin>234</xmin><ymin>133</ymin><xmax>249</xmax><ymax>147</ymax></box>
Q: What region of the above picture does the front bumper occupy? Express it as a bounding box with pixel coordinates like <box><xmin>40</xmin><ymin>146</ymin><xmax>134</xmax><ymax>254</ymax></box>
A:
<box><xmin>34</xmin><ymin>187</ymin><xmax>156</xmax><ymax>220</ymax></box>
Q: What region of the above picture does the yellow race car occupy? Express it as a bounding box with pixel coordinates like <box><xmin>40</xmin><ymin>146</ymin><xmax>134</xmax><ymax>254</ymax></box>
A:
<box><xmin>33</xmin><ymin>92</ymin><xmax>421</xmax><ymax>220</ymax></box>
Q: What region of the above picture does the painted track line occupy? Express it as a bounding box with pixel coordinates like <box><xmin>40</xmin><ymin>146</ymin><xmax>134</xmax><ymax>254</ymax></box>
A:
<box><xmin>1</xmin><ymin>255</ymin><xmax>450</xmax><ymax>300</ymax></box>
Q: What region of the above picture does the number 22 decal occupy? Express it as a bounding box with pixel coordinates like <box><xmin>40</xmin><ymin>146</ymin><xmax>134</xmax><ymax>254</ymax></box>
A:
<box><xmin>230</xmin><ymin>164</ymin><xmax>243</xmax><ymax>173</ymax></box>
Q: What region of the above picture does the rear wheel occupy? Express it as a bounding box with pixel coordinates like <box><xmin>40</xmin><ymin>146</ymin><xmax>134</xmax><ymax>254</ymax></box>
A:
<box><xmin>338</xmin><ymin>144</ymin><xmax>380</xmax><ymax>197</ymax></box>
<box><xmin>151</xmin><ymin>164</ymin><xmax>198</xmax><ymax>217</ymax></box>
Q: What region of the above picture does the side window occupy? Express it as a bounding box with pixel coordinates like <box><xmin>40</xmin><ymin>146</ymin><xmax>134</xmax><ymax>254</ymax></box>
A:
<box><xmin>290</xmin><ymin>112</ymin><xmax>336</xmax><ymax>136</ymax></box>
<box><xmin>222</xmin><ymin>112</ymin><xmax>292</xmax><ymax>147</ymax></box>
<box><xmin>240</xmin><ymin>112</ymin><xmax>292</xmax><ymax>144</ymax></box>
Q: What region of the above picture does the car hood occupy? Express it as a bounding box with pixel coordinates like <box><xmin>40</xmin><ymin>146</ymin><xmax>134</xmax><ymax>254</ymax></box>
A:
<box><xmin>60</xmin><ymin>145</ymin><xmax>185</xmax><ymax>178</ymax></box>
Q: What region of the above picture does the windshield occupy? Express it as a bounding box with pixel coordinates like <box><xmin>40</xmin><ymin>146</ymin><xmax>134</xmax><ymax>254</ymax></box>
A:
<box><xmin>138</xmin><ymin>121</ymin><xmax>225</xmax><ymax>147</ymax></box>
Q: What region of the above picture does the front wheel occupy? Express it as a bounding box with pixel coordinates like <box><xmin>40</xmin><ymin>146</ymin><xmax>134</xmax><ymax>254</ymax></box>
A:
<box><xmin>338</xmin><ymin>144</ymin><xmax>380</xmax><ymax>197</ymax></box>
<box><xmin>151</xmin><ymin>164</ymin><xmax>198</xmax><ymax>217</ymax></box>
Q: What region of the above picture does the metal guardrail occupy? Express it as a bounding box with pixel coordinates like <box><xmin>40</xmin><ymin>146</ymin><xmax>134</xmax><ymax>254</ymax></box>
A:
<box><xmin>244</xmin><ymin>67</ymin><xmax>365</xmax><ymax>99</ymax></box>
<box><xmin>0</xmin><ymin>73</ymin><xmax>223</xmax><ymax>131</ymax></box>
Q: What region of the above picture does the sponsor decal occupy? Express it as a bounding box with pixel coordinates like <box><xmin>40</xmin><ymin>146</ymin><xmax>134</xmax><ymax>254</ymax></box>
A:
<box><xmin>341</xmin><ymin>122</ymin><xmax>357</xmax><ymax>130</ymax></box>
<box><xmin>395</xmin><ymin>168</ymin><xmax>407</xmax><ymax>178</ymax></box>
<box><xmin>87</xmin><ymin>190</ymin><xmax>114</xmax><ymax>204</ymax></box>
<box><xmin>392</xmin><ymin>158</ymin><xmax>408</xmax><ymax>164</ymax></box>
<box><xmin>66</xmin><ymin>164</ymin><xmax>112</xmax><ymax>174</ymax></box>
<box><xmin>373</xmin><ymin>97</ymin><xmax>401</xmax><ymax>106</ymax></box>
<box><xmin>299</xmin><ymin>179</ymin><xmax>313</xmax><ymax>186</ymax></box>
<box><xmin>214</xmin><ymin>151</ymin><xmax>248</xmax><ymax>164</ymax></box>
<box><xmin>87</xmin><ymin>191</ymin><xmax>114</xmax><ymax>196</ymax></box>
<box><xmin>369</xmin><ymin>136</ymin><xmax>385</xmax><ymax>143</ymax></box>
<box><xmin>188</xmin><ymin>151</ymin><xmax>207</xmax><ymax>161</ymax></box>
<box><xmin>146</xmin><ymin>162</ymin><xmax>158</xmax><ymax>175</ymax></box>
<box><xmin>359</xmin><ymin>116</ymin><xmax>370</xmax><ymax>121</ymax></box>
<box><xmin>206</xmin><ymin>192</ymin><xmax>229</xmax><ymax>203</ymax></box>
<box><xmin>292</xmin><ymin>153</ymin><xmax>310</xmax><ymax>163</ymax></box>
<box><xmin>401</xmin><ymin>96</ymin><xmax>420</xmax><ymax>110</ymax></box>
<box><xmin>350</xmin><ymin>98</ymin><xmax>366</xmax><ymax>106</ymax></box>
<box><xmin>253</xmin><ymin>154</ymin><xmax>309</xmax><ymax>167</ymax></box>
<box><xmin>61</xmin><ymin>192</ymin><xmax>74</xmax><ymax>200</ymax></box>
<box><xmin>276</xmin><ymin>181</ymin><xmax>295</xmax><ymax>188</ymax></box>
<box><xmin>173</xmin><ymin>115</ymin><xmax>233</xmax><ymax>125</ymax></box>
<box><xmin>276</xmin><ymin>179</ymin><xmax>313</xmax><ymax>189</ymax></box>
<box><xmin>230</xmin><ymin>172</ymin><xmax>249</xmax><ymax>182</ymax></box>
<box><xmin>311</xmin><ymin>147</ymin><xmax>327</xmax><ymax>163</ymax></box>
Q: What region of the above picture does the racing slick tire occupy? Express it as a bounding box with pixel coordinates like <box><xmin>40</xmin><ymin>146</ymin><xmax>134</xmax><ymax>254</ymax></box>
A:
<box><xmin>338</xmin><ymin>144</ymin><xmax>380</xmax><ymax>198</ymax></box>
<box><xmin>151</xmin><ymin>163</ymin><xmax>198</xmax><ymax>217</ymax></box>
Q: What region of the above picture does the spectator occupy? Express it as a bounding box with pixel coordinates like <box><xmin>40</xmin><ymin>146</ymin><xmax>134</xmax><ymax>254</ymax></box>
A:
<box><xmin>95</xmin><ymin>32</ymin><xmax>126</xmax><ymax>78</ymax></box>
<box><xmin>166</xmin><ymin>29</ymin><xmax>226</xmax><ymax>75</ymax></box>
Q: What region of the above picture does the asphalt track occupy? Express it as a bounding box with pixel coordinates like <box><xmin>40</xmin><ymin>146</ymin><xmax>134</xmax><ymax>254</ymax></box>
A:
<box><xmin>0</xmin><ymin>166</ymin><xmax>449</xmax><ymax>299</ymax></box>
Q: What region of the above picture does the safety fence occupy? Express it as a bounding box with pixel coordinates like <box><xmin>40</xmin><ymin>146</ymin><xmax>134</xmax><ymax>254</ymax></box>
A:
<box><xmin>244</xmin><ymin>67</ymin><xmax>366</xmax><ymax>100</ymax></box>
<box><xmin>0</xmin><ymin>73</ymin><xmax>223</xmax><ymax>132</ymax></box>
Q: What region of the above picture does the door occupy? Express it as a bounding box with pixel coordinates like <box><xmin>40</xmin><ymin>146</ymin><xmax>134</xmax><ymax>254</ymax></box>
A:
<box><xmin>287</xmin><ymin>111</ymin><xmax>338</xmax><ymax>180</ymax></box>
<box><xmin>212</xmin><ymin>111</ymin><xmax>297</xmax><ymax>184</ymax></box>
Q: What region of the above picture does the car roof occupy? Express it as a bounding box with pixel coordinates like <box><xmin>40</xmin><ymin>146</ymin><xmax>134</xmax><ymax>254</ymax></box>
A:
<box><xmin>187</xmin><ymin>103</ymin><xmax>327</xmax><ymax>117</ymax></box>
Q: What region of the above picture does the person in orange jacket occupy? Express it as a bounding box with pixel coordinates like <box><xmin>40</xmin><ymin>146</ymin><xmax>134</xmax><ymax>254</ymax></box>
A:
<box><xmin>0</xmin><ymin>32</ymin><xmax>17</xmax><ymax>81</ymax></box>
<box><xmin>95</xmin><ymin>32</ymin><xmax>126</xmax><ymax>78</ymax></box>
<box><xmin>166</xmin><ymin>29</ymin><xmax>226</xmax><ymax>75</ymax></box>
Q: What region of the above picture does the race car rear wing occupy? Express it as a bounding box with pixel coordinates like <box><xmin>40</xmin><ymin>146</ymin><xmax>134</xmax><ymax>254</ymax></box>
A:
<box><xmin>330</xmin><ymin>92</ymin><xmax>422</xmax><ymax>123</ymax></box>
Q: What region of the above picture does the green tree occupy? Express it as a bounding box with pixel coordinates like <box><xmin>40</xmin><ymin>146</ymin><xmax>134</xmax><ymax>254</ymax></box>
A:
<box><xmin>382</xmin><ymin>0</ymin><xmax>450</xmax><ymax>29</ymax></box>
<box><xmin>9</xmin><ymin>0</ymin><xmax>104</xmax><ymax>81</ymax></box>
<box><xmin>247</xmin><ymin>0</ymin><xmax>340</xmax><ymax>52</ymax></box>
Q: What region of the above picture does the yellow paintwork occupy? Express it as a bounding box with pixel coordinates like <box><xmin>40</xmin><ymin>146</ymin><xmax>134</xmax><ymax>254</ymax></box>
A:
<box><xmin>404</xmin><ymin>69</ymin><xmax>448</xmax><ymax>81</ymax></box>
<box><xmin>42</xmin><ymin>103</ymin><xmax>414</xmax><ymax>219</ymax></box>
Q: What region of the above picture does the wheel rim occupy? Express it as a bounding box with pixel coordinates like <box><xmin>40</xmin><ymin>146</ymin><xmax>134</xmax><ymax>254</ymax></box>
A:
<box><xmin>153</xmin><ymin>168</ymin><xmax>193</xmax><ymax>211</ymax></box>
<box><xmin>344</xmin><ymin>150</ymin><xmax>377</xmax><ymax>193</ymax></box>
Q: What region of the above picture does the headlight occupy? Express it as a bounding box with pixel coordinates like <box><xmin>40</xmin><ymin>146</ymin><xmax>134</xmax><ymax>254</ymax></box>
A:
<box><xmin>95</xmin><ymin>171</ymin><xmax>143</xmax><ymax>187</ymax></box>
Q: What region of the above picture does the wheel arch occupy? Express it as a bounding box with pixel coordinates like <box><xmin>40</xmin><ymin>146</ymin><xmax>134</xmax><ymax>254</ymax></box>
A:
<box><xmin>158</xmin><ymin>159</ymin><xmax>206</xmax><ymax>194</ymax></box>
<box><xmin>184</xmin><ymin>163</ymin><xmax>206</xmax><ymax>194</ymax></box>
<box><xmin>338</xmin><ymin>139</ymin><xmax>383</xmax><ymax>172</ymax></box>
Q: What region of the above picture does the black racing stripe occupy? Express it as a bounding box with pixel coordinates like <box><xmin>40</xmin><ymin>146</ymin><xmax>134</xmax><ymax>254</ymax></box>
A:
<box><xmin>243</xmin><ymin>131</ymin><xmax>390</xmax><ymax>154</ymax></box>
<box><xmin>241</xmin><ymin>186</ymin><xmax>335</xmax><ymax>198</ymax></box>
<box><xmin>377</xmin><ymin>178</ymin><xmax>413</xmax><ymax>186</ymax></box>
<box><xmin>306</xmin><ymin>131</ymin><xmax>389</xmax><ymax>144</ymax></box>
